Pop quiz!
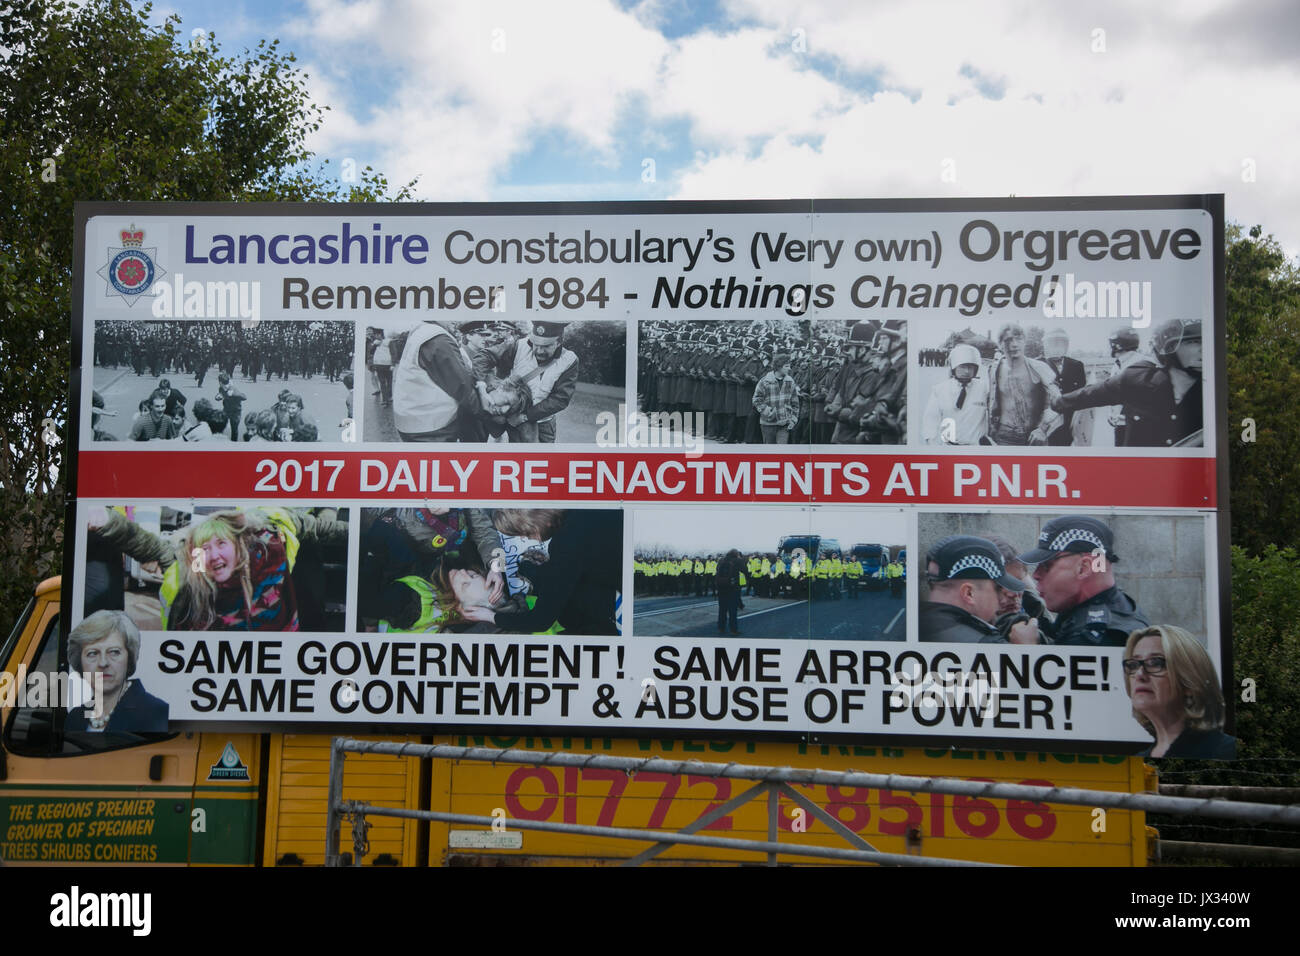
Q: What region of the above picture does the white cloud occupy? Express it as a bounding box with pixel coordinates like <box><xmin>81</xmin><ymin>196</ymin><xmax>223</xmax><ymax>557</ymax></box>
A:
<box><xmin>282</xmin><ymin>0</ymin><xmax>1300</xmax><ymax>250</ymax></box>
<box><xmin>673</xmin><ymin>0</ymin><xmax>1300</xmax><ymax>250</ymax></box>
<box><xmin>650</xmin><ymin>27</ymin><xmax>852</xmax><ymax>149</ymax></box>
<box><xmin>289</xmin><ymin>0</ymin><xmax>668</xmax><ymax>197</ymax></box>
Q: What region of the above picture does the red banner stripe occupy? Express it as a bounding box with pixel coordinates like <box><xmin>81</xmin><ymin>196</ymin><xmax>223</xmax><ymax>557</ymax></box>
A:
<box><xmin>76</xmin><ymin>451</ymin><xmax>1216</xmax><ymax>508</ymax></box>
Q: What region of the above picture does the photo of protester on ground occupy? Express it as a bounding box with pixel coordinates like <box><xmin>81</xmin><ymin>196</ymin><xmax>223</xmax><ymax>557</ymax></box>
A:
<box><xmin>83</xmin><ymin>504</ymin><xmax>349</xmax><ymax>631</ymax></box>
<box><xmin>91</xmin><ymin>320</ymin><xmax>355</xmax><ymax>443</ymax></box>
<box><xmin>633</xmin><ymin>508</ymin><xmax>905</xmax><ymax>640</ymax></box>
<box><xmin>913</xmin><ymin>320</ymin><xmax>1204</xmax><ymax>447</ymax></box>
<box><xmin>637</xmin><ymin>319</ymin><xmax>906</xmax><ymax>446</ymax></box>
<box><xmin>363</xmin><ymin>319</ymin><xmax>625</xmax><ymax>443</ymax></box>
<box><xmin>918</xmin><ymin>513</ymin><xmax>1207</xmax><ymax>649</ymax></box>
<box><xmin>357</xmin><ymin>506</ymin><xmax>623</xmax><ymax>636</ymax></box>
<box><xmin>64</xmin><ymin>609</ymin><xmax>170</xmax><ymax>734</ymax></box>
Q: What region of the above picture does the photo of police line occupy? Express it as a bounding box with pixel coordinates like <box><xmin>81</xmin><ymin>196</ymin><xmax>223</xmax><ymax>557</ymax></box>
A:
<box><xmin>632</xmin><ymin>508</ymin><xmax>907</xmax><ymax>641</ymax></box>
<box><xmin>356</xmin><ymin>506</ymin><xmax>622</xmax><ymax>636</ymax></box>
<box><xmin>90</xmin><ymin>320</ymin><xmax>356</xmax><ymax>443</ymax></box>
<box><xmin>918</xmin><ymin>513</ymin><xmax>1233</xmax><ymax>759</ymax></box>
<box><xmin>917</xmin><ymin>319</ymin><xmax>1204</xmax><ymax>447</ymax></box>
<box><xmin>636</xmin><ymin>318</ymin><xmax>906</xmax><ymax>445</ymax></box>
<box><xmin>363</xmin><ymin>319</ymin><xmax>625</xmax><ymax>444</ymax></box>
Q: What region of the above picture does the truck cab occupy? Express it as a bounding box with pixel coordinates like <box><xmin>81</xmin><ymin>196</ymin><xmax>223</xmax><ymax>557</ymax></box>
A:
<box><xmin>0</xmin><ymin>578</ymin><xmax>420</xmax><ymax>866</ymax></box>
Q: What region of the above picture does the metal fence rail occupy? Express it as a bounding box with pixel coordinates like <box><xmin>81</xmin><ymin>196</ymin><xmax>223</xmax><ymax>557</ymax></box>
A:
<box><xmin>325</xmin><ymin>739</ymin><xmax>1300</xmax><ymax>867</ymax></box>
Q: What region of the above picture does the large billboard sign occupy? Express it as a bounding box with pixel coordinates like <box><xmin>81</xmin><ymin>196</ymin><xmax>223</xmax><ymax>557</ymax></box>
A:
<box><xmin>65</xmin><ymin>197</ymin><xmax>1230</xmax><ymax>755</ymax></box>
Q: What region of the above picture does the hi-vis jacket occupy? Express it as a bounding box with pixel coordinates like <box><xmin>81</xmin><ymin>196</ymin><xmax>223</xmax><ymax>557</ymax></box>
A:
<box><xmin>393</xmin><ymin>323</ymin><xmax>471</xmax><ymax>434</ymax></box>
<box><xmin>381</xmin><ymin>576</ymin><xmax>444</xmax><ymax>633</ymax></box>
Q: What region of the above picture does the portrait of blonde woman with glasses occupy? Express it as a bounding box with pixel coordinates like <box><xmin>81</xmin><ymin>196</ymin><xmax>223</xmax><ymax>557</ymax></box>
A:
<box><xmin>1123</xmin><ymin>624</ymin><xmax>1235</xmax><ymax>759</ymax></box>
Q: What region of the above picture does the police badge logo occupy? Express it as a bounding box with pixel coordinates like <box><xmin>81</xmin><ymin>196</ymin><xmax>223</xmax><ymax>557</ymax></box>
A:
<box><xmin>97</xmin><ymin>224</ymin><xmax>166</xmax><ymax>305</ymax></box>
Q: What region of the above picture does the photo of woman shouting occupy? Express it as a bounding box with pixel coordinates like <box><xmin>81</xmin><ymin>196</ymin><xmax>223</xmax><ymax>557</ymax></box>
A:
<box><xmin>85</xmin><ymin>504</ymin><xmax>349</xmax><ymax>631</ymax></box>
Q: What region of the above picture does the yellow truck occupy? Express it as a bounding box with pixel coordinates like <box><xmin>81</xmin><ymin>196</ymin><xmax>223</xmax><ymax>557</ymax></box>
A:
<box><xmin>2</xmin><ymin>577</ymin><xmax>1154</xmax><ymax>866</ymax></box>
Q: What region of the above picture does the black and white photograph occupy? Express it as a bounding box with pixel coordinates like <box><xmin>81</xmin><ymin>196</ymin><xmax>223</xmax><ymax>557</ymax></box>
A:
<box><xmin>363</xmin><ymin>319</ymin><xmax>626</xmax><ymax>444</ymax></box>
<box><xmin>633</xmin><ymin>507</ymin><xmax>906</xmax><ymax>640</ymax></box>
<box><xmin>913</xmin><ymin>320</ymin><xmax>1204</xmax><ymax>448</ymax></box>
<box><xmin>82</xmin><ymin>503</ymin><xmax>350</xmax><ymax>632</ymax></box>
<box><xmin>636</xmin><ymin>318</ymin><xmax>906</xmax><ymax>446</ymax></box>
<box><xmin>90</xmin><ymin>319</ymin><xmax>356</xmax><ymax>443</ymax></box>
<box><xmin>638</xmin><ymin>318</ymin><xmax>807</xmax><ymax>445</ymax></box>
<box><xmin>356</xmin><ymin>505</ymin><xmax>623</xmax><ymax>636</ymax></box>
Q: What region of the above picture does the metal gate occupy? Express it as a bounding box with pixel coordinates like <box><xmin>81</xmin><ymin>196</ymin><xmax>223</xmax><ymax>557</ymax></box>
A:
<box><xmin>326</xmin><ymin>738</ymin><xmax>1300</xmax><ymax>866</ymax></box>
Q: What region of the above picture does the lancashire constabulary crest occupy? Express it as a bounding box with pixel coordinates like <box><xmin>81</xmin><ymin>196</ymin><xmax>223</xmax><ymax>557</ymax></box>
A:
<box><xmin>97</xmin><ymin>223</ymin><xmax>166</xmax><ymax>305</ymax></box>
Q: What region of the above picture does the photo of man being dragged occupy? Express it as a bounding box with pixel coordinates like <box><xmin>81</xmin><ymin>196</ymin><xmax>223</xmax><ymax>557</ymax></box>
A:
<box><xmin>364</xmin><ymin>319</ymin><xmax>625</xmax><ymax>444</ymax></box>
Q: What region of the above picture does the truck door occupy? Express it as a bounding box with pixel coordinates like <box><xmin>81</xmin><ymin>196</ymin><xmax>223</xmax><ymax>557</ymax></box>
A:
<box><xmin>0</xmin><ymin>582</ymin><xmax>256</xmax><ymax>865</ymax></box>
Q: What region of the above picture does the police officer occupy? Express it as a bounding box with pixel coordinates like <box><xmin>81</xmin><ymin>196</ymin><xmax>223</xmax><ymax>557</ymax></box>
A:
<box><xmin>1106</xmin><ymin>328</ymin><xmax>1142</xmax><ymax>444</ymax></box>
<box><xmin>922</xmin><ymin>343</ymin><xmax>988</xmax><ymax>445</ymax></box>
<box><xmin>1016</xmin><ymin>516</ymin><xmax>1148</xmax><ymax>647</ymax></box>
<box><xmin>824</xmin><ymin>322</ymin><xmax>884</xmax><ymax>444</ymax></box>
<box><xmin>1042</xmin><ymin>328</ymin><xmax>1086</xmax><ymax>445</ymax></box>
<box><xmin>843</xmin><ymin>554</ymin><xmax>860</xmax><ymax>598</ymax></box>
<box><xmin>886</xmin><ymin>557</ymin><xmax>905</xmax><ymax>598</ymax></box>
<box><xmin>487</xmin><ymin>320</ymin><xmax>580</xmax><ymax>443</ymax></box>
<box><xmin>856</xmin><ymin>323</ymin><xmax>907</xmax><ymax>444</ymax></box>
<box><xmin>919</xmin><ymin>536</ymin><xmax>1027</xmax><ymax>643</ymax></box>
<box><xmin>1052</xmin><ymin>320</ymin><xmax>1203</xmax><ymax>447</ymax></box>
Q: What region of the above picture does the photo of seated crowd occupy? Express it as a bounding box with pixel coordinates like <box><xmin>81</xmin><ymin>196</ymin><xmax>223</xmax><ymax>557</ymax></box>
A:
<box><xmin>82</xmin><ymin>504</ymin><xmax>349</xmax><ymax>632</ymax></box>
<box><xmin>632</xmin><ymin>508</ymin><xmax>906</xmax><ymax>640</ymax></box>
<box><xmin>916</xmin><ymin>319</ymin><xmax>1203</xmax><ymax>447</ymax></box>
<box><xmin>363</xmin><ymin>319</ymin><xmax>625</xmax><ymax>443</ymax></box>
<box><xmin>356</xmin><ymin>506</ymin><xmax>623</xmax><ymax>636</ymax></box>
<box><xmin>91</xmin><ymin>320</ymin><xmax>356</xmax><ymax>443</ymax></box>
<box><xmin>636</xmin><ymin>318</ymin><xmax>907</xmax><ymax>445</ymax></box>
<box><xmin>915</xmin><ymin>513</ymin><xmax>1232</xmax><ymax>759</ymax></box>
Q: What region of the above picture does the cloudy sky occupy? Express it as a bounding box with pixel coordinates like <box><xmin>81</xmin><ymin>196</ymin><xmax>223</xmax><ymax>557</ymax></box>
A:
<box><xmin>154</xmin><ymin>0</ymin><xmax>1300</xmax><ymax>251</ymax></box>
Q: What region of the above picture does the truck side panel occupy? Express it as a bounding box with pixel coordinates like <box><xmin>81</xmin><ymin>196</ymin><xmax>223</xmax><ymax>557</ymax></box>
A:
<box><xmin>432</xmin><ymin>736</ymin><xmax>1148</xmax><ymax>866</ymax></box>
<box><xmin>263</xmin><ymin>733</ymin><xmax>422</xmax><ymax>866</ymax></box>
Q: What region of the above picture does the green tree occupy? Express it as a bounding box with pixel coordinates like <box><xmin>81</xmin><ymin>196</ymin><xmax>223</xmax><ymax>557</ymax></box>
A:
<box><xmin>1149</xmin><ymin>230</ymin><xmax>1300</xmax><ymax>858</ymax></box>
<box><xmin>1225</xmin><ymin>224</ymin><xmax>1300</xmax><ymax>554</ymax></box>
<box><xmin>0</xmin><ymin>0</ymin><xmax>412</xmax><ymax>630</ymax></box>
